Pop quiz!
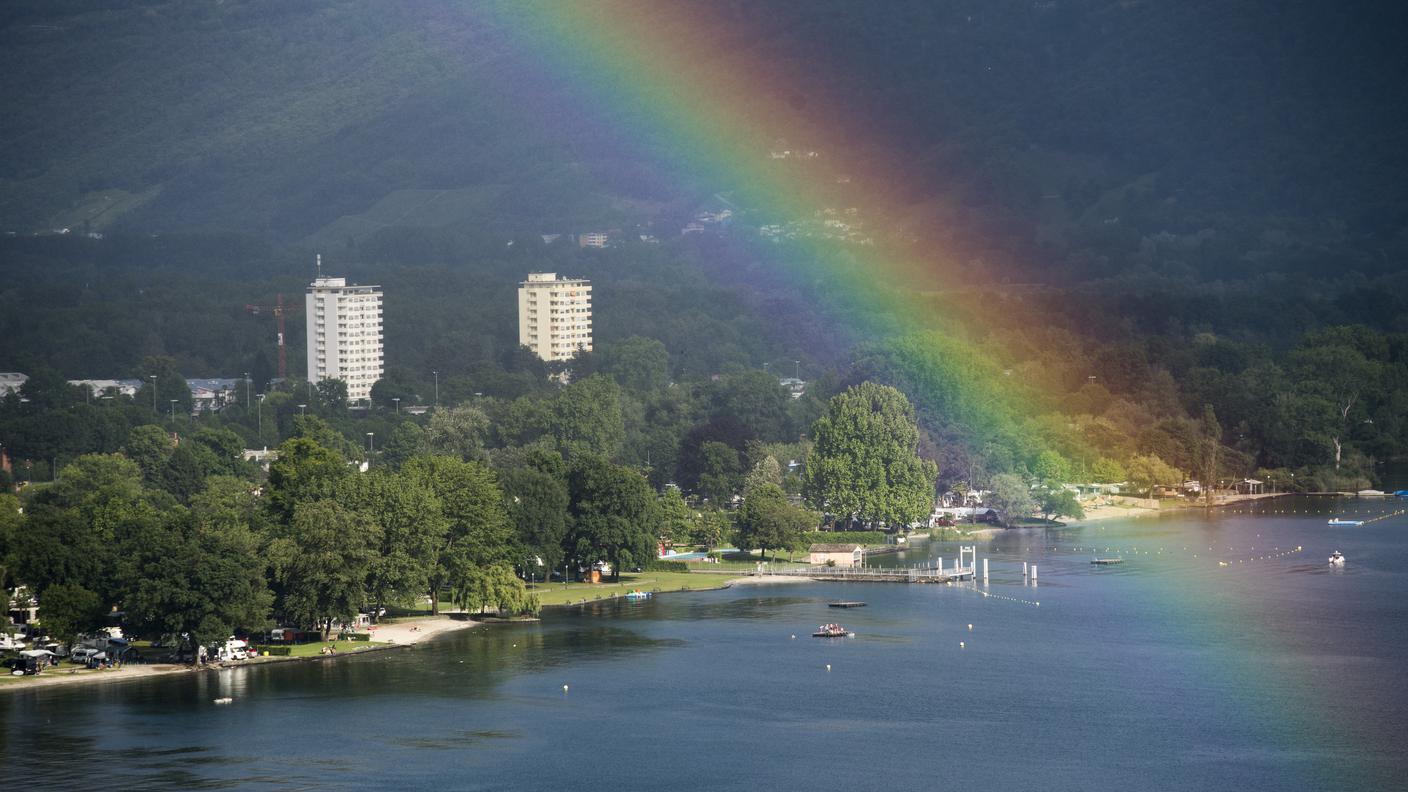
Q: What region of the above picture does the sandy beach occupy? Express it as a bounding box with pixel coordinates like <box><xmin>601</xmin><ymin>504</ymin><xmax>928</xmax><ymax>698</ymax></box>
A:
<box><xmin>0</xmin><ymin>614</ymin><xmax>481</xmax><ymax>695</ymax></box>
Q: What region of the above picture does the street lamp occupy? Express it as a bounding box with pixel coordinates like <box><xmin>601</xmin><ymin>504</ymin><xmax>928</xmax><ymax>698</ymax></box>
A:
<box><xmin>244</xmin><ymin>372</ymin><xmax>250</xmax><ymax>410</ymax></box>
<box><xmin>169</xmin><ymin>399</ymin><xmax>177</xmax><ymax>422</ymax></box>
<box><xmin>257</xmin><ymin>393</ymin><xmax>266</xmax><ymax>438</ymax></box>
<box><xmin>366</xmin><ymin>432</ymin><xmax>375</xmax><ymax>460</ymax></box>
<box><xmin>149</xmin><ymin>374</ymin><xmax>158</xmax><ymax>414</ymax></box>
<box><xmin>794</xmin><ymin>360</ymin><xmax>800</xmax><ymax>380</ymax></box>
<box><xmin>298</xmin><ymin>403</ymin><xmax>306</xmax><ymax>416</ymax></box>
<box><xmin>392</xmin><ymin>397</ymin><xmax>400</xmax><ymax>415</ymax></box>
<box><xmin>432</xmin><ymin>370</ymin><xmax>439</xmax><ymax>409</ymax></box>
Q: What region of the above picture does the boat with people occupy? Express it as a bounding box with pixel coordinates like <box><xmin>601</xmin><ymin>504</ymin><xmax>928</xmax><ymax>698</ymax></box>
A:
<box><xmin>812</xmin><ymin>623</ymin><xmax>855</xmax><ymax>638</ymax></box>
<box><xmin>624</xmin><ymin>589</ymin><xmax>652</xmax><ymax>600</ymax></box>
<box><xmin>1328</xmin><ymin>550</ymin><xmax>1345</xmax><ymax>566</ymax></box>
<box><xmin>1328</xmin><ymin>518</ymin><xmax>1364</xmax><ymax>526</ymax></box>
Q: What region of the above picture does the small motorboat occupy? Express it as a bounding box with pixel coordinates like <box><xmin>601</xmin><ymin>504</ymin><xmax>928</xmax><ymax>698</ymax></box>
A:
<box><xmin>1091</xmin><ymin>557</ymin><xmax>1124</xmax><ymax>565</ymax></box>
<box><xmin>812</xmin><ymin>623</ymin><xmax>854</xmax><ymax>638</ymax></box>
<box><xmin>1328</xmin><ymin>550</ymin><xmax>1345</xmax><ymax>566</ymax></box>
<box><xmin>623</xmin><ymin>590</ymin><xmax>651</xmax><ymax>600</ymax></box>
<box><xmin>1327</xmin><ymin>518</ymin><xmax>1364</xmax><ymax>526</ymax></box>
<box><xmin>828</xmin><ymin>601</ymin><xmax>867</xmax><ymax>608</ymax></box>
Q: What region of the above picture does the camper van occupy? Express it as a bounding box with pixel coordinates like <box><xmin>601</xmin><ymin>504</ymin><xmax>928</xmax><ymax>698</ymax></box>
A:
<box><xmin>212</xmin><ymin>637</ymin><xmax>250</xmax><ymax>662</ymax></box>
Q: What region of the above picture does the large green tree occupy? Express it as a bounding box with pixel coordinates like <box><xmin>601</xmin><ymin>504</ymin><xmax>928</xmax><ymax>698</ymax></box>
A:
<box><xmin>403</xmin><ymin>455</ymin><xmax>513</xmax><ymax>614</ymax></box>
<box><xmin>735</xmin><ymin>482</ymin><xmax>813</xmax><ymax>562</ymax></box>
<box><xmin>551</xmin><ymin>375</ymin><xmax>625</xmax><ymax>459</ymax></box>
<box><xmin>267</xmin><ymin>500</ymin><xmax>379</xmax><ymax>639</ymax></box>
<box><xmin>340</xmin><ymin>469</ymin><xmax>448</xmax><ymax>621</ymax></box>
<box><xmin>566</xmin><ymin>455</ymin><xmax>658</xmax><ymax>581</ymax></box>
<box><xmin>802</xmin><ymin>382</ymin><xmax>937</xmax><ymax>528</ymax></box>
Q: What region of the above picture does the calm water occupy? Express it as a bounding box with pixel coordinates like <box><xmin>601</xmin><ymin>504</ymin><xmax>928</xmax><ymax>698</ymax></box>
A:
<box><xmin>4</xmin><ymin>497</ymin><xmax>1407</xmax><ymax>791</ymax></box>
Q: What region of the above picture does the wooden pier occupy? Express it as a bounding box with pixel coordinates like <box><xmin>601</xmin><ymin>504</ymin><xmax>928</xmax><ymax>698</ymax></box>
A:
<box><xmin>761</xmin><ymin>565</ymin><xmax>975</xmax><ymax>584</ymax></box>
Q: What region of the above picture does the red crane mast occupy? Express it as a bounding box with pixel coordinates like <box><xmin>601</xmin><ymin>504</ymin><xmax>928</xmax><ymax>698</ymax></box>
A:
<box><xmin>243</xmin><ymin>293</ymin><xmax>302</xmax><ymax>380</ymax></box>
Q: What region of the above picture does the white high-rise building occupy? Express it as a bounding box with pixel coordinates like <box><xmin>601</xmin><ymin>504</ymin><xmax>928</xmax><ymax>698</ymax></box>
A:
<box><xmin>518</xmin><ymin>272</ymin><xmax>592</xmax><ymax>361</ymax></box>
<box><xmin>305</xmin><ymin>267</ymin><xmax>383</xmax><ymax>403</ymax></box>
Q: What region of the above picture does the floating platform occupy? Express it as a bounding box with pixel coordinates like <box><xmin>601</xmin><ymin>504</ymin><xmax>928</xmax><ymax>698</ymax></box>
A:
<box><xmin>1091</xmin><ymin>558</ymin><xmax>1124</xmax><ymax>565</ymax></box>
<box><xmin>1327</xmin><ymin>518</ymin><xmax>1364</xmax><ymax>526</ymax></box>
<box><xmin>828</xmin><ymin>601</ymin><xmax>867</xmax><ymax>608</ymax></box>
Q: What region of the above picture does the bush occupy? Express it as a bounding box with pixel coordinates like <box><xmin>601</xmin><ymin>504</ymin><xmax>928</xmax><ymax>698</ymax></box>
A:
<box><xmin>642</xmin><ymin>559</ymin><xmax>689</xmax><ymax>572</ymax></box>
<box><xmin>259</xmin><ymin>646</ymin><xmax>292</xmax><ymax>656</ymax></box>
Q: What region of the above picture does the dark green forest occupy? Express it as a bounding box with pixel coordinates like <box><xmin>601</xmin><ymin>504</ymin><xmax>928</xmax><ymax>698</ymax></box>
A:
<box><xmin>3</xmin><ymin>0</ymin><xmax>1407</xmax><ymax>494</ymax></box>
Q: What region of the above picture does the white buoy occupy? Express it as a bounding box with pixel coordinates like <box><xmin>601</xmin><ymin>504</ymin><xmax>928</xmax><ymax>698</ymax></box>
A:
<box><xmin>790</xmin><ymin>634</ymin><xmax>796</xmax><ymax>639</ymax></box>
<box><xmin>960</xmin><ymin>641</ymin><xmax>965</xmax><ymax>648</ymax></box>
<box><xmin>213</xmin><ymin>697</ymin><xmax>233</xmax><ymax>705</ymax></box>
<box><xmin>563</xmin><ymin>684</ymin><xmax>569</xmax><ymax>692</ymax></box>
<box><xmin>968</xmin><ymin>623</ymin><xmax>973</xmax><ymax>630</ymax></box>
<box><xmin>826</xmin><ymin>664</ymin><xmax>831</xmax><ymax>672</ymax></box>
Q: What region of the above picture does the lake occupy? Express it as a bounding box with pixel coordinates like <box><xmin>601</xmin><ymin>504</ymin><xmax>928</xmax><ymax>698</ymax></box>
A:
<box><xmin>4</xmin><ymin>496</ymin><xmax>1406</xmax><ymax>791</ymax></box>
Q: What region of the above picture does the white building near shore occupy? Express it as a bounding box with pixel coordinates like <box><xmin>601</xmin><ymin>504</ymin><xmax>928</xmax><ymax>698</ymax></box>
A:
<box><xmin>518</xmin><ymin>272</ymin><xmax>592</xmax><ymax>361</ymax></box>
<box><xmin>305</xmin><ymin>266</ymin><xmax>383</xmax><ymax>403</ymax></box>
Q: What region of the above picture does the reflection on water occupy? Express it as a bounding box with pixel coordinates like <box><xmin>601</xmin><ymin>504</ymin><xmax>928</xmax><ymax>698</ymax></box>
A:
<box><xmin>3</xmin><ymin>499</ymin><xmax>1407</xmax><ymax>791</ymax></box>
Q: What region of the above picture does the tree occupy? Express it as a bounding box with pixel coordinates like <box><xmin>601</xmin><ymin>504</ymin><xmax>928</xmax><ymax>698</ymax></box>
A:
<box><xmin>380</xmin><ymin>421</ymin><xmax>428</xmax><ymax>469</ymax></box>
<box><xmin>1126</xmin><ymin>454</ymin><xmax>1184</xmax><ymax>499</ymax></box>
<box><xmin>735</xmin><ymin>482</ymin><xmax>812</xmax><ymax>562</ymax></box>
<box><xmin>340</xmin><ymin>469</ymin><xmax>448</xmax><ymax>622</ymax></box>
<box><xmin>425</xmin><ymin>405</ymin><xmax>490</xmax><ymax>460</ymax></box>
<box><xmin>132</xmin><ymin>357</ymin><xmax>193</xmax><ymax>416</ymax></box>
<box><xmin>1040</xmin><ymin>488</ymin><xmax>1086</xmax><ymax>522</ymax></box>
<box><xmin>1032</xmin><ymin>449</ymin><xmax>1071</xmax><ymax>484</ymax></box>
<box><xmin>802</xmin><ymin>382</ymin><xmax>937</xmax><ymax>528</ymax></box>
<box><xmin>189</xmin><ymin>427</ymin><xmax>248</xmax><ymax>477</ymax></box>
<box><xmin>743</xmin><ymin>455</ymin><xmax>783</xmax><ymax>493</ymax></box>
<box><xmin>657</xmin><ymin>486</ymin><xmax>694</xmax><ymax>544</ymax></box>
<box><xmin>267</xmin><ymin>500</ymin><xmax>380</xmax><ymax>639</ymax></box>
<box><xmin>125</xmin><ymin>424</ymin><xmax>173</xmax><ymax>483</ymax></box>
<box><xmin>696</xmin><ymin>441</ymin><xmax>742</xmax><ymax>504</ymax></box>
<box><xmin>316</xmin><ymin>378</ymin><xmax>349</xmax><ymax>413</ymax></box>
<box><xmin>598</xmin><ymin>336</ymin><xmax>670</xmax><ymax>392</ymax></box>
<box><xmin>266</xmin><ymin>436</ymin><xmax>350</xmax><ymax>521</ymax></box>
<box><xmin>986</xmin><ymin>473</ymin><xmax>1036</xmax><ymax>527</ymax></box>
<box><xmin>452</xmin><ymin>563</ymin><xmax>538</xmax><ymax>616</ymax></box>
<box><xmin>692</xmin><ymin>507</ymin><xmax>732</xmax><ymax>548</ymax></box>
<box><xmin>551</xmin><ymin>375</ymin><xmax>625</xmax><ymax>459</ymax></box>
<box><xmin>566</xmin><ymin>455</ymin><xmax>658</xmax><ymax>581</ymax></box>
<box><xmin>35</xmin><ymin>582</ymin><xmax>105</xmax><ymax>643</ymax></box>
<box><xmin>1198</xmin><ymin>404</ymin><xmax>1222</xmax><ymax>504</ymax></box>
<box><xmin>403</xmin><ymin>455</ymin><xmax>513</xmax><ymax>614</ymax></box>
<box><xmin>120</xmin><ymin>510</ymin><xmax>272</xmax><ymax>657</ymax></box>
<box><xmin>499</xmin><ymin>463</ymin><xmax>571</xmax><ymax>578</ymax></box>
<box><xmin>1090</xmin><ymin>457</ymin><xmax>1127</xmax><ymax>483</ymax></box>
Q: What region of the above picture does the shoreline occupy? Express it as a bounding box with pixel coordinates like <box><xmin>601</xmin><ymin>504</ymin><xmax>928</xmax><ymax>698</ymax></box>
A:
<box><xmin>0</xmin><ymin>614</ymin><xmax>483</xmax><ymax>695</ymax></box>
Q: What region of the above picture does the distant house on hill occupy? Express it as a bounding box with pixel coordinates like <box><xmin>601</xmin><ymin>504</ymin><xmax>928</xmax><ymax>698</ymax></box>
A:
<box><xmin>808</xmin><ymin>543</ymin><xmax>865</xmax><ymax>567</ymax></box>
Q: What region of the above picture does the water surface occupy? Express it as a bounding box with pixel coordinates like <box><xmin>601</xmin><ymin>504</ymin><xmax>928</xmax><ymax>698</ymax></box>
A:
<box><xmin>4</xmin><ymin>497</ymin><xmax>1405</xmax><ymax>790</ymax></box>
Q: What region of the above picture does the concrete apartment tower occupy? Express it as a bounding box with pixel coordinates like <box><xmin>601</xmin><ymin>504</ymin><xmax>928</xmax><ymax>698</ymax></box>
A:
<box><xmin>518</xmin><ymin>272</ymin><xmax>592</xmax><ymax>361</ymax></box>
<box><xmin>305</xmin><ymin>255</ymin><xmax>384</xmax><ymax>402</ymax></box>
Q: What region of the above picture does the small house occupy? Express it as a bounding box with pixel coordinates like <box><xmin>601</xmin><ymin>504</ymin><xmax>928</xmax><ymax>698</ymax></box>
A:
<box><xmin>809</xmin><ymin>543</ymin><xmax>865</xmax><ymax>567</ymax></box>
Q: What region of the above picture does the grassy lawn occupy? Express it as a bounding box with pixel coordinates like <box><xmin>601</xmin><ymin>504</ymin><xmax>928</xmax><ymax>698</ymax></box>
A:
<box><xmin>529</xmin><ymin>571</ymin><xmax>736</xmax><ymax>607</ymax></box>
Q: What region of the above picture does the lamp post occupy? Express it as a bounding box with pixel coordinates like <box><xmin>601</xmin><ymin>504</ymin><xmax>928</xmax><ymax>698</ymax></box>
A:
<box><xmin>298</xmin><ymin>403</ymin><xmax>306</xmax><ymax>416</ymax></box>
<box><xmin>392</xmin><ymin>397</ymin><xmax>400</xmax><ymax>415</ymax></box>
<box><xmin>794</xmin><ymin>360</ymin><xmax>800</xmax><ymax>380</ymax></box>
<box><xmin>169</xmin><ymin>399</ymin><xmax>177</xmax><ymax>422</ymax></box>
<box><xmin>257</xmin><ymin>393</ymin><xmax>266</xmax><ymax>438</ymax></box>
<box><xmin>366</xmin><ymin>432</ymin><xmax>375</xmax><ymax>462</ymax></box>
<box><xmin>432</xmin><ymin>370</ymin><xmax>439</xmax><ymax>409</ymax></box>
<box><xmin>149</xmin><ymin>374</ymin><xmax>158</xmax><ymax>414</ymax></box>
<box><xmin>244</xmin><ymin>372</ymin><xmax>250</xmax><ymax>410</ymax></box>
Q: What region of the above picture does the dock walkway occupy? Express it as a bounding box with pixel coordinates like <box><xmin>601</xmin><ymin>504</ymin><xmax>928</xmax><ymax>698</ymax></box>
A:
<box><xmin>760</xmin><ymin>565</ymin><xmax>975</xmax><ymax>584</ymax></box>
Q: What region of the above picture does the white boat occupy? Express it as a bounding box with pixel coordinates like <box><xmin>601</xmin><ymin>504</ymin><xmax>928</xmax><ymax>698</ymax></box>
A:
<box><xmin>1327</xmin><ymin>518</ymin><xmax>1363</xmax><ymax>526</ymax></box>
<box><xmin>1328</xmin><ymin>551</ymin><xmax>1345</xmax><ymax>566</ymax></box>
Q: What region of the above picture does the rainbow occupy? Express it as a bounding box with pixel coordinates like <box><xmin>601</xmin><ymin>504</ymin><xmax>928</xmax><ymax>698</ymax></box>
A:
<box><xmin>467</xmin><ymin>4</ymin><xmax>1392</xmax><ymax>785</ymax></box>
<box><xmin>474</xmin><ymin>1</ymin><xmax>1057</xmax><ymax>468</ymax></box>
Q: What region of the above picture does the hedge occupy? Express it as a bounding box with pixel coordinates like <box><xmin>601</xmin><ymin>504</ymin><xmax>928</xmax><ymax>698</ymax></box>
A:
<box><xmin>642</xmin><ymin>559</ymin><xmax>690</xmax><ymax>572</ymax></box>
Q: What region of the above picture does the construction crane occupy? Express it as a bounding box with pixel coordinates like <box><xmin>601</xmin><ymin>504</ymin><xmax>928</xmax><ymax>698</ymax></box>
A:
<box><xmin>244</xmin><ymin>293</ymin><xmax>301</xmax><ymax>380</ymax></box>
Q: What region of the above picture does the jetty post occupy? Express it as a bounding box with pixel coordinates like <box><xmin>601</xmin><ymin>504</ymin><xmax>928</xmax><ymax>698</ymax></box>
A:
<box><xmin>983</xmin><ymin>558</ymin><xmax>989</xmax><ymax>583</ymax></box>
<box><xmin>1031</xmin><ymin>564</ymin><xmax>1038</xmax><ymax>584</ymax></box>
<box><xmin>1023</xmin><ymin>561</ymin><xmax>1028</xmax><ymax>579</ymax></box>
